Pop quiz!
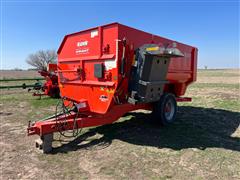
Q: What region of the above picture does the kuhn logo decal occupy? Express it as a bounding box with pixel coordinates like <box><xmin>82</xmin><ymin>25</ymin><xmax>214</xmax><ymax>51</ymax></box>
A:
<box><xmin>99</xmin><ymin>95</ymin><xmax>108</xmax><ymax>102</ymax></box>
<box><xmin>77</xmin><ymin>40</ymin><xmax>88</xmax><ymax>47</ymax></box>
<box><xmin>76</xmin><ymin>40</ymin><xmax>89</xmax><ymax>55</ymax></box>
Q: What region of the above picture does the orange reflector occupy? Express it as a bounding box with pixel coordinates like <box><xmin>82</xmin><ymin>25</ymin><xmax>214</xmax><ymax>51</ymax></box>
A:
<box><xmin>146</xmin><ymin>46</ymin><xmax>159</xmax><ymax>51</ymax></box>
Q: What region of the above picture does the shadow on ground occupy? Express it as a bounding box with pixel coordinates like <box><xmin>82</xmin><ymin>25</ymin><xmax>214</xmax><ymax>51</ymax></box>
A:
<box><xmin>52</xmin><ymin>106</ymin><xmax>240</xmax><ymax>153</ymax></box>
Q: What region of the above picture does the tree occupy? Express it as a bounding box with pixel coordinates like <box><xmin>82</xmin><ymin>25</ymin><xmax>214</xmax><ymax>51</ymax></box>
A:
<box><xmin>26</xmin><ymin>50</ymin><xmax>57</xmax><ymax>71</ymax></box>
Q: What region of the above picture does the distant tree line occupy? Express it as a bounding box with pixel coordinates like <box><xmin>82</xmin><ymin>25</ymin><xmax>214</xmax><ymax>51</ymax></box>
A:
<box><xmin>26</xmin><ymin>50</ymin><xmax>57</xmax><ymax>71</ymax></box>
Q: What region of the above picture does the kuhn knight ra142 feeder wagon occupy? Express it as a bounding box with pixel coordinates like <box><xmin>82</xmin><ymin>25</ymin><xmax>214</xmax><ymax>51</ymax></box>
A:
<box><xmin>27</xmin><ymin>23</ymin><xmax>198</xmax><ymax>153</ymax></box>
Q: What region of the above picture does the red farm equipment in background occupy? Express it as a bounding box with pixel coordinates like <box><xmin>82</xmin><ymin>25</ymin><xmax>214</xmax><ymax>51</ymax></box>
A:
<box><xmin>0</xmin><ymin>63</ymin><xmax>59</xmax><ymax>99</ymax></box>
<box><xmin>27</xmin><ymin>23</ymin><xmax>198</xmax><ymax>153</ymax></box>
<box><xmin>31</xmin><ymin>63</ymin><xmax>60</xmax><ymax>99</ymax></box>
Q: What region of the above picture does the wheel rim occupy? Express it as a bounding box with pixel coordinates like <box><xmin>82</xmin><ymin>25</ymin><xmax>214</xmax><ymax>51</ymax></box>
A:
<box><xmin>164</xmin><ymin>99</ymin><xmax>175</xmax><ymax>122</ymax></box>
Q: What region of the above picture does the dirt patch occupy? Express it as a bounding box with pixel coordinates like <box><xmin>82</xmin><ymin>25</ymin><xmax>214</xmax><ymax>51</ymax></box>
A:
<box><xmin>197</xmin><ymin>76</ymin><xmax>239</xmax><ymax>84</ymax></box>
<box><xmin>197</xmin><ymin>69</ymin><xmax>240</xmax><ymax>84</ymax></box>
<box><xmin>186</xmin><ymin>87</ymin><xmax>240</xmax><ymax>100</ymax></box>
<box><xmin>0</xmin><ymin>70</ymin><xmax>41</xmax><ymax>79</ymax></box>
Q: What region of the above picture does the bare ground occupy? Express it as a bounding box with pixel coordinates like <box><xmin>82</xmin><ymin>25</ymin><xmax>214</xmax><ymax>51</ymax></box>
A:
<box><xmin>0</xmin><ymin>70</ymin><xmax>41</xmax><ymax>79</ymax></box>
<box><xmin>0</xmin><ymin>69</ymin><xmax>240</xmax><ymax>180</ymax></box>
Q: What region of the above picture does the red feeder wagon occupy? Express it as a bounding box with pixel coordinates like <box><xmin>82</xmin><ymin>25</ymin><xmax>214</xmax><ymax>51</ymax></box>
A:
<box><xmin>27</xmin><ymin>23</ymin><xmax>198</xmax><ymax>153</ymax></box>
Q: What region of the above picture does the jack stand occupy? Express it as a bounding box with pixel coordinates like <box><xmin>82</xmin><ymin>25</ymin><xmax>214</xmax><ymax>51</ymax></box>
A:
<box><xmin>35</xmin><ymin>133</ymin><xmax>53</xmax><ymax>153</ymax></box>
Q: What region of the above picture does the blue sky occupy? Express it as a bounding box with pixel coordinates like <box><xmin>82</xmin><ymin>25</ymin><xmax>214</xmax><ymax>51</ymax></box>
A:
<box><xmin>1</xmin><ymin>0</ymin><xmax>239</xmax><ymax>69</ymax></box>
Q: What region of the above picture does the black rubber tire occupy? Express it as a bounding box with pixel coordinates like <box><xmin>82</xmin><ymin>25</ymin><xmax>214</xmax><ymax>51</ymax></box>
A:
<box><xmin>152</xmin><ymin>93</ymin><xmax>177</xmax><ymax>126</ymax></box>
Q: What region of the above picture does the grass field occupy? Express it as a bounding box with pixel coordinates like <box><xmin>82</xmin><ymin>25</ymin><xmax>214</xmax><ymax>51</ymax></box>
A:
<box><xmin>1</xmin><ymin>69</ymin><xmax>239</xmax><ymax>179</ymax></box>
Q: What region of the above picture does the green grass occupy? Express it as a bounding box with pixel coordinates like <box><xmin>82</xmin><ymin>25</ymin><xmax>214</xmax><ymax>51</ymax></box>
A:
<box><xmin>0</xmin><ymin>93</ymin><xmax>21</xmax><ymax>102</ymax></box>
<box><xmin>29</xmin><ymin>97</ymin><xmax>59</xmax><ymax>108</ymax></box>
<box><xmin>213</xmin><ymin>99</ymin><xmax>240</xmax><ymax>111</ymax></box>
<box><xmin>198</xmin><ymin>69</ymin><xmax>239</xmax><ymax>77</ymax></box>
<box><xmin>190</xmin><ymin>83</ymin><xmax>239</xmax><ymax>89</ymax></box>
<box><xmin>0</xmin><ymin>80</ymin><xmax>44</xmax><ymax>87</ymax></box>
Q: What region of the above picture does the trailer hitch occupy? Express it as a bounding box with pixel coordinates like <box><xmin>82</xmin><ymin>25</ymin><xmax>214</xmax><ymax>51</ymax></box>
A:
<box><xmin>27</xmin><ymin>121</ymin><xmax>37</xmax><ymax>136</ymax></box>
<box><xmin>35</xmin><ymin>134</ymin><xmax>53</xmax><ymax>153</ymax></box>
